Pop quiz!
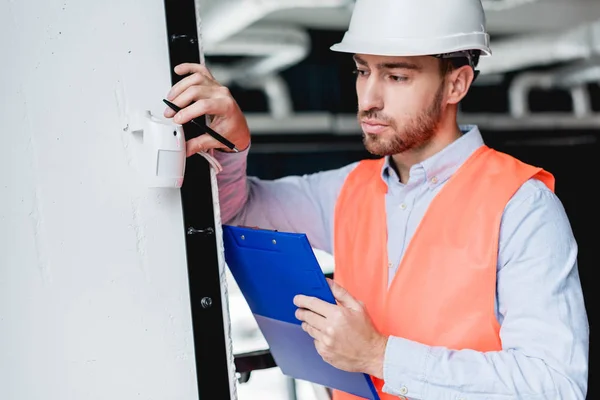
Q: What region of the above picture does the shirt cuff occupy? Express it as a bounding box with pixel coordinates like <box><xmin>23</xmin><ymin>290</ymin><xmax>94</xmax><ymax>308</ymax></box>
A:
<box><xmin>382</xmin><ymin>336</ymin><xmax>432</xmax><ymax>399</ymax></box>
<box><xmin>213</xmin><ymin>142</ymin><xmax>250</xmax><ymax>166</ymax></box>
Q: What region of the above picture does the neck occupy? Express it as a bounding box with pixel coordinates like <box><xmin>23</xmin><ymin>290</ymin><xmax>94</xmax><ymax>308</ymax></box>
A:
<box><xmin>391</xmin><ymin>110</ymin><xmax>462</xmax><ymax>184</ymax></box>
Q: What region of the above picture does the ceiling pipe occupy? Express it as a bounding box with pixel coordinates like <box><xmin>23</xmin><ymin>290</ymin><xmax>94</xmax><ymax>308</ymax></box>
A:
<box><xmin>479</xmin><ymin>20</ymin><xmax>600</xmax><ymax>75</ymax></box>
<box><xmin>482</xmin><ymin>0</ymin><xmax>540</xmax><ymax>11</ymax></box>
<box><xmin>570</xmin><ymin>86</ymin><xmax>592</xmax><ymax>117</ymax></box>
<box><xmin>205</xmin><ymin>24</ymin><xmax>309</xmax><ymax>117</ymax></box>
<box><xmin>508</xmin><ymin>71</ymin><xmax>593</xmax><ymax>117</ymax></box>
<box><xmin>199</xmin><ymin>0</ymin><xmax>543</xmax><ymax>45</ymax></box>
<box><xmin>209</xmin><ymin>67</ymin><xmax>294</xmax><ymax>118</ymax></box>
<box><xmin>206</xmin><ymin>24</ymin><xmax>310</xmax><ymax>82</ymax></box>
<box><xmin>509</xmin><ymin>72</ymin><xmax>555</xmax><ymax>117</ymax></box>
<box><xmin>257</xmin><ymin>75</ymin><xmax>294</xmax><ymax>118</ymax></box>
<box><xmin>200</xmin><ymin>0</ymin><xmax>352</xmax><ymax>45</ymax></box>
<box><xmin>552</xmin><ymin>57</ymin><xmax>600</xmax><ymax>87</ymax></box>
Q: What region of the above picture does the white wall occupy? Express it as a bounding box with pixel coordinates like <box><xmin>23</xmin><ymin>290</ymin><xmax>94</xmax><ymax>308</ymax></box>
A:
<box><xmin>0</xmin><ymin>0</ymin><xmax>205</xmax><ymax>399</ymax></box>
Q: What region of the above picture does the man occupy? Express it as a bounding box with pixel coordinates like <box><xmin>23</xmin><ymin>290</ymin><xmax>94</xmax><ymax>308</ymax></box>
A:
<box><xmin>164</xmin><ymin>0</ymin><xmax>589</xmax><ymax>398</ymax></box>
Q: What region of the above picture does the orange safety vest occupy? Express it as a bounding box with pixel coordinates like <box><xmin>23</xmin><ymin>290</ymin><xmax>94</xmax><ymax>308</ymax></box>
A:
<box><xmin>331</xmin><ymin>145</ymin><xmax>554</xmax><ymax>400</ymax></box>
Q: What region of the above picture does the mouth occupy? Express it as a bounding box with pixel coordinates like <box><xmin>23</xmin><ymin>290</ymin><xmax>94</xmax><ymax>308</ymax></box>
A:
<box><xmin>361</xmin><ymin>120</ymin><xmax>389</xmax><ymax>135</ymax></box>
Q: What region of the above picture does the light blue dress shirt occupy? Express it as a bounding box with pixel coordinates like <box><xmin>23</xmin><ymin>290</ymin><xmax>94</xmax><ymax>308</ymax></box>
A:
<box><xmin>215</xmin><ymin>125</ymin><xmax>589</xmax><ymax>399</ymax></box>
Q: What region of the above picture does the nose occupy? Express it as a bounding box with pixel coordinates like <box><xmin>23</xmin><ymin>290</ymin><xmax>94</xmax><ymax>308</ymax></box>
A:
<box><xmin>357</xmin><ymin>75</ymin><xmax>384</xmax><ymax>112</ymax></box>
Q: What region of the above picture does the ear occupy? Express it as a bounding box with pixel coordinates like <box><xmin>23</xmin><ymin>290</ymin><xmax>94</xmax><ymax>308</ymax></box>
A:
<box><xmin>446</xmin><ymin>65</ymin><xmax>475</xmax><ymax>105</ymax></box>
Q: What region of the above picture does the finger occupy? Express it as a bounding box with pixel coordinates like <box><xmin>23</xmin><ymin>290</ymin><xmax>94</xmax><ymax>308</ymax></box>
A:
<box><xmin>185</xmin><ymin>134</ymin><xmax>228</xmax><ymax>156</ymax></box>
<box><xmin>295</xmin><ymin>308</ymin><xmax>328</xmax><ymax>331</ymax></box>
<box><xmin>166</xmin><ymin>69</ymin><xmax>215</xmax><ymax>102</ymax></box>
<box><xmin>327</xmin><ymin>278</ymin><xmax>361</xmax><ymax>310</ymax></box>
<box><xmin>165</xmin><ymin>85</ymin><xmax>226</xmax><ymax>118</ymax></box>
<box><xmin>294</xmin><ymin>295</ymin><xmax>337</xmax><ymax>318</ymax></box>
<box><xmin>174</xmin><ymin>62</ymin><xmax>216</xmax><ymax>80</ymax></box>
<box><xmin>301</xmin><ymin>322</ymin><xmax>325</xmax><ymax>342</ymax></box>
<box><xmin>172</xmin><ymin>97</ymin><xmax>233</xmax><ymax>125</ymax></box>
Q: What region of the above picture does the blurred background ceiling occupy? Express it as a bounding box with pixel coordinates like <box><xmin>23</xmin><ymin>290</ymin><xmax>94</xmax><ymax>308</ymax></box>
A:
<box><xmin>194</xmin><ymin>0</ymin><xmax>600</xmax><ymax>133</ymax></box>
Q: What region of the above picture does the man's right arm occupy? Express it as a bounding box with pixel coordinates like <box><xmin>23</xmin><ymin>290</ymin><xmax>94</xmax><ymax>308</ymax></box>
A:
<box><xmin>214</xmin><ymin>145</ymin><xmax>357</xmax><ymax>254</ymax></box>
<box><xmin>162</xmin><ymin>62</ymin><xmax>355</xmax><ymax>252</ymax></box>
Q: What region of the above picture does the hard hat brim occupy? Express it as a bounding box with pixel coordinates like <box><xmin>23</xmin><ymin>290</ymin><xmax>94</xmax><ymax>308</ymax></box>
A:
<box><xmin>330</xmin><ymin>32</ymin><xmax>492</xmax><ymax>57</ymax></box>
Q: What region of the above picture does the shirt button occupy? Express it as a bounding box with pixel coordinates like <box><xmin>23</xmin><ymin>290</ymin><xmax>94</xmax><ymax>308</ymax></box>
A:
<box><xmin>399</xmin><ymin>203</ymin><xmax>407</xmax><ymax>210</ymax></box>
<box><xmin>399</xmin><ymin>386</ymin><xmax>408</xmax><ymax>395</ymax></box>
<box><xmin>431</xmin><ymin>176</ymin><xmax>438</xmax><ymax>184</ymax></box>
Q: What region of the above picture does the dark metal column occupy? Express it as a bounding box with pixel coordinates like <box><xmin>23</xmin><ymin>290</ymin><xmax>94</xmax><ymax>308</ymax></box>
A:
<box><xmin>162</xmin><ymin>1</ymin><xmax>233</xmax><ymax>398</ymax></box>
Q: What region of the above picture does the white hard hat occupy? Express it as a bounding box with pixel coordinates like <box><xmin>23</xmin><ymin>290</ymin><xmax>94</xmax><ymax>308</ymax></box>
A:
<box><xmin>330</xmin><ymin>0</ymin><xmax>491</xmax><ymax>58</ymax></box>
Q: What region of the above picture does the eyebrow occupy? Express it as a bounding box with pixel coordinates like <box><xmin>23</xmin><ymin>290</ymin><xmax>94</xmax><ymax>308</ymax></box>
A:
<box><xmin>353</xmin><ymin>55</ymin><xmax>422</xmax><ymax>71</ymax></box>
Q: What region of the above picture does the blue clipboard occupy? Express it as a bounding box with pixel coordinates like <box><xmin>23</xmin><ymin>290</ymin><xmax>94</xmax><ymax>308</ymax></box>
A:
<box><xmin>222</xmin><ymin>224</ymin><xmax>380</xmax><ymax>400</ymax></box>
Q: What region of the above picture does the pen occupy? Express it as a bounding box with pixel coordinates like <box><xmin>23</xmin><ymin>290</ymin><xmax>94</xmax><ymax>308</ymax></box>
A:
<box><xmin>163</xmin><ymin>99</ymin><xmax>239</xmax><ymax>153</ymax></box>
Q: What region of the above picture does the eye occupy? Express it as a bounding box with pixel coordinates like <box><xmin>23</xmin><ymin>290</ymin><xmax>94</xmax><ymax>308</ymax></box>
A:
<box><xmin>389</xmin><ymin>75</ymin><xmax>408</xmax><ymax>82</ymax></box>
<box><xmin>353</xmin><ymin>69</ymin><xmax>369</xmax><ymax>78</ymax></box>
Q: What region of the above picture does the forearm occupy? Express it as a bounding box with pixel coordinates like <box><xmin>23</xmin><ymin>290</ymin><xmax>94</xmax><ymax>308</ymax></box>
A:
<box><xmin>381</xmin><ymin>337</ymin><xmax>585</xmax><ymax>400</ymax></box>
<box><xmin>214</xmin><ymin>148</ymin><xmax>250</xmax><ymax>225</ymax></box>
<box><xmin>213</xmin><ymin>146</ymin><xmax>305</xmax><ymax>233</ymax></box>
<box><xmin>213</xmin><ymin>146</ymin><xmax>358</xmax><ymax>252</ymax></box>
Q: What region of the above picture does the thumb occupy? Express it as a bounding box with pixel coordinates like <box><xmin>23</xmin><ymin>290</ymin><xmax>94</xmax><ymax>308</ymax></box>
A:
<box><xmin>326</xmin><ymin>278</ymin><xmax>361</xmax><ymax>311</ymax></box>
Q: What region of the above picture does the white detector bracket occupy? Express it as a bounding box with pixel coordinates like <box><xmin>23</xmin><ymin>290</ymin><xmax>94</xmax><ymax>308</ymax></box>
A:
<box><xmin>130</xmin><ymin>110</ymin><xmax>186</xmax><ymax>188</ymax></box>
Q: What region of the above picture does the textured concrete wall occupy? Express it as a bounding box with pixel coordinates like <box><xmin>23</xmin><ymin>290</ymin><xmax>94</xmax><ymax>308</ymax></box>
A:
<box><xmin>0</xmin><ymin>0</ymin><xmax>202</xmax><ymax>398</ymax></box>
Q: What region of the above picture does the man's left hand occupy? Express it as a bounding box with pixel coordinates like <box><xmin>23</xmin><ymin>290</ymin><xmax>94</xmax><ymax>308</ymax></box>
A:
<box><xmin>293</xmin><ymin>278</ymin><xmax>388</xmax><ymax>379</ymax></box>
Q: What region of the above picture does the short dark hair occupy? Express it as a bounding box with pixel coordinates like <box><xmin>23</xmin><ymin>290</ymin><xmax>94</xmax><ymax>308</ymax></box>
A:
<box><xmin>438</xmin><ymin>50</ymin><xmax>481</xmax><ymax>76</ymax></box>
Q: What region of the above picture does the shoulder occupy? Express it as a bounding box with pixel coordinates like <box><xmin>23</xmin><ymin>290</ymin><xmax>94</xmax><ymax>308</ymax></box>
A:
<box><xmin>507</xmin><ymin>177</ymin><xmax>562</xmax><ymax>213</ymax></box>
<box><xmin>499</xmin><ymin>177</ymin><xmax>576</xmax><ymax>270</ymax></box>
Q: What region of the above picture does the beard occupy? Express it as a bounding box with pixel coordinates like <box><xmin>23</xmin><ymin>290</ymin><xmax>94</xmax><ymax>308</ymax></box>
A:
<box><xmin>359</xmin><ymin>82</ymin><xmax>445</xmax><ymax>156</ymax></box>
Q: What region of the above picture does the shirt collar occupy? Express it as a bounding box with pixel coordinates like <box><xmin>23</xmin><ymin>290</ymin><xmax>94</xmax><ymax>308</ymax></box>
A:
<box><xmin>381</xmin><ymin>125</ymin><xmax>485</xmax><ymax>189</ymax></box>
